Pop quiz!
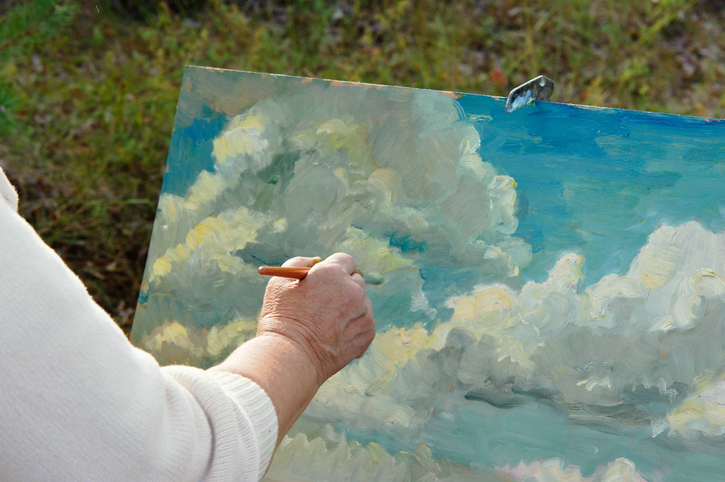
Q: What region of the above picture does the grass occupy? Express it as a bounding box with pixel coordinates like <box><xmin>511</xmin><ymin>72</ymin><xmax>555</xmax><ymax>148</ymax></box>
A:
<box><xmin>2</xmin><ymin>0</ymin><xmax>724</xmax><ymax>336</ymax></box>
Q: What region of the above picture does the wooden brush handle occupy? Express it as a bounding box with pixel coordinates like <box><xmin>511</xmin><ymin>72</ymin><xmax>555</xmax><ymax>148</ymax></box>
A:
<box><xmin>257</xmin><ymin>266</ymin><xmax>311</xmax><ymax>279</ymax></box>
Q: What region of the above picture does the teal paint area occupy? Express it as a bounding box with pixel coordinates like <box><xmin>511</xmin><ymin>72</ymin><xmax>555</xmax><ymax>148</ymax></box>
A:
<box><xmin>134</xmin><ymin>68</ymin><xmax>725</xmax><ymax>481</ymax></box>
<box><xmin>458</xmin><ymin>94</ymin><xmax>725</xmax><ymax>286</ymax></box>
<box><xmin>160</xmin><ymin>106</ymin><xmax>227</xmax><ymax>197</ymax></box>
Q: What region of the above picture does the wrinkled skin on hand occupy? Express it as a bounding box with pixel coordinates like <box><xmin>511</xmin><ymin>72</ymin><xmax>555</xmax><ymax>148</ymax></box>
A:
<box><xmin>257</xmin><ymin>253</ymin><xmax>376</xmax><ymax>386</ymax></box>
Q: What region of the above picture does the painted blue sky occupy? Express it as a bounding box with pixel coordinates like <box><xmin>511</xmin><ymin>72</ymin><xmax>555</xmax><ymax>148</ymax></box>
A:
<box><xmin>458</xmin><ymin>94</ymin><xmax>725</xmax><ymax>286</ymax></box>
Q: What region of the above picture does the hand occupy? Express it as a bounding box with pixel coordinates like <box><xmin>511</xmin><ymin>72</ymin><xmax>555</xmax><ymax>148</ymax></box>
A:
<box><xmin>257</xmin><ymin>253</ymin><xmax>376</xmax><ymax>385</ymax></box>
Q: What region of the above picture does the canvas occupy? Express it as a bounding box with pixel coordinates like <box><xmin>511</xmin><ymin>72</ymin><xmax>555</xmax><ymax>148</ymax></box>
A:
<box><xmin>132</xmin><ymin>66</ymin><xmax>725</xmax><ymax>481</ymax></box>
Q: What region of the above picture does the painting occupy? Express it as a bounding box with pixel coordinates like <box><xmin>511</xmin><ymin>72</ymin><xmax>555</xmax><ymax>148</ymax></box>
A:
<box><xmin>132</xmin><ymin>66</ymin><xmax>725</xmax><ymax>481</ymax></box>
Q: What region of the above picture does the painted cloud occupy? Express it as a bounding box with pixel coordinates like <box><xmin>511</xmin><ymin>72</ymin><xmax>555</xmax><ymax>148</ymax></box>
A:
<box><xmin>307</xmin><ymin>222</ymin><xmax>725</xmax><ymax>432</ymax></box>
<box><xmin>136</xmin><ymin>84</ymin><xmax>532</xmax><ymax>340</ymax></box>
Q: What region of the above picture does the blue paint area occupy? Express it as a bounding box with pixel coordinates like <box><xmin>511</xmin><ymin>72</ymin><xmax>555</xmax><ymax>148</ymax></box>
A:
<box><xmin>421</xmin><ymin>402</ymin><xmax>725</xmax><ymax>480</ymax></box>
<box><xmin>160</xmin><ymin>106</ymin><xmax>227</xmax><ymax>197</ymax></box>
<box><xmin>387</xmin><ymin>231</ymin><xmax>427</xmax><ymax>254</ymax></box>
<box><xmin>418</xmin><ymin>264</ymin><xmax>481</xmax><ymax>315</ymax></box>
<box><xmin>458</xmin><ymin>95</ymin><xmax>725</xmax><ymax>285</ymax></box>
<box><xmin>342</xmin><ymin>397</ymin><xmax>725</xmax><ymax>480</ymax></box>
<box><xmin>670</xmin><ymin>453</ymin><xmax>725</xmax><ymax>481</ymax></box>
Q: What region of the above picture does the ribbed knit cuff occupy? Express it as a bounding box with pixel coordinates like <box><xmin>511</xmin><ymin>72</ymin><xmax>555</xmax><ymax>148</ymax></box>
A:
<box><xmin>207</xmin><ymin>371</ymin><xmax>278</xmax><ymax>480</ymax></box>
<box><xmin>0</xmin><ymin>167</ymin><xmax>19</xmax><ymax>212</ymax></box>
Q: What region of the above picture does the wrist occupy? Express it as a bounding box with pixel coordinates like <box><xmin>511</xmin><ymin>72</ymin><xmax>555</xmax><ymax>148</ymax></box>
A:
<box><xmin>209</xmin><ymin>327</ymin><xmax>326</xmax><ymax>447</ymax></box>
<box><xmin>254</xmin><ymin>331</ymin><xmax>327</xmax><ymax>387</ymax></box>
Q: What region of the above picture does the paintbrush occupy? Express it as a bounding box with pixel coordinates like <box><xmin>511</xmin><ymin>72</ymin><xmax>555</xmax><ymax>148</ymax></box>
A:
<box><xmin>258</xmin><ymin>266</ymin><xmax>384</xmax><ymax>285</ymax></box>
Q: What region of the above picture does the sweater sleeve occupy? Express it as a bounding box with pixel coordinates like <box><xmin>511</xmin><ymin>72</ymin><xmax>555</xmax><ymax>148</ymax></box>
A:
<box><xmin>0</xmin><ymin>168</ymin><xmax>277</xmax><ymax>481</ymax></box>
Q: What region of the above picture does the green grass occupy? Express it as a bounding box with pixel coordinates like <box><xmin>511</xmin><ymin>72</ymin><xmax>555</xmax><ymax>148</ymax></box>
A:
<box><xmin>2</xmin><ymin>0</ymin><xmax>724</xmax><ymax>336</ymax></box>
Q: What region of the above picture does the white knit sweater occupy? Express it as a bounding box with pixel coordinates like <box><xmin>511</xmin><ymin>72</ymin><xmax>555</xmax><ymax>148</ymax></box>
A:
<box><xmin>0</xmin><ymin>168</ymin><xmax>277</xmax><ymax>481</ymax></box>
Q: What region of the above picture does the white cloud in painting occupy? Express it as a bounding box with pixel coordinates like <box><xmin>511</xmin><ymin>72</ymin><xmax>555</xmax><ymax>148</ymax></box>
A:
<box><xmin>135</xmin><ymin>205</ymin><xmax>280</xmax><ymax>335</ymax></box>
<box><xmin>148</xmin><ymin>206</ymin><xmax>270</xmax><ymax>285</ymax></box>
<box><xmin>267</xmin><ymin>431</ymin><xmax>649</xmax><ymax>482</ymax></box>
<box><xmin>653</xmin><ymin>370</ymin><xmax>725</xmax><ymax>440</ymax></box>
<box><xmin>147</xmin><ymin>83</ymin><xmax>531</xmax><ymax>280</ymax></box>
<box><xmin>587</xmin><ymin>222</ymin><xmax>725</xmax><ymax>333</ymax></box>
<box><xmin>143</xmin><ymin>112</ymin><xmax>283</xmax><ymax>265</ymax></box>
<box><xmin>305</xmin><ymin>250</ymin><xmax>589</xmax><ymax>432</ymax></box>
<box><xmin>498</xmin><ymin>457</ymin><xmax>649</xmax><ymax>482</ymax></box>
<box><xmin>269</xmin><ymin>431</ymin><xmax>500</xmax><ymax>482</ymax></box>
<box><xmin>304</xmin><ymin>222</ymin><xmax>725</xmax><ymax>439</ymax></box>
<box><xmin>137</xmin><ymin>82</ymin><xmax>535</xmax><ymax>340</ymax></box>
<box><xmin>578</xmin><ymin>222</ymin><xmax>725</xmax><ymax>402</ymax></box>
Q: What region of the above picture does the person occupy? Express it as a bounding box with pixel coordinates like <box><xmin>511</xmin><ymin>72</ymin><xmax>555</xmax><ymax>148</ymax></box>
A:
<box><xmin>0</xmin><ymin>166</ymin><xmax>376</xmax><ymax>481</ymax></box>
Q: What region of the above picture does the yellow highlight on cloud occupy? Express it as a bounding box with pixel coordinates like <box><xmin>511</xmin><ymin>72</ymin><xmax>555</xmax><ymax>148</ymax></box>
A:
<box><xmin>150</xmin><ymin>206</ymin><xmax>269</xmax><ymax>284</ymax></box>
<box><xmin>207</xmin><ymin>319</ymin><xmax>258</xmax><ymax>358</ymax></box>
<box><xmin>452</xmin><ymin>285</ymin><xmax>518</xmax><ymax>329</ymax></box>
<box><xmin>212</xmin><ymin>114</ymin><xmax>269</xmax><ymax>164</ymax></box>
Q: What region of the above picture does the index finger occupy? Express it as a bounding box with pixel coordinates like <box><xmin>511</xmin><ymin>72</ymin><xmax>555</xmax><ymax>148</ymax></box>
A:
<box><xmin>322</xmin><ymin>252</ymin><xmax>358</xmax><ymax>275</ymax></box>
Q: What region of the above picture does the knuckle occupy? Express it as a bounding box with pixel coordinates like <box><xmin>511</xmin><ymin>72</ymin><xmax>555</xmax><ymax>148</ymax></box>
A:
<box><xmin>332</xmin><ymin>252</ymin><xmax>356</xmax><ymax>267</ymax></box>
<box><xmin>363</xmin><ymin>328</ymin><xmax>375</xmax><ymax>346</ymax></box>
<box><xmin>367</xmin><ymin>316</ymin><xmax>376</xmax><ymax>332</ymax></box>
<box><xmin>350</xmin><ymin>280</ymin><xmax>366</xmax><ymax>295</ymax></box>
<box><xmin>313</xmin><ymin>263</ymin><xmax>339</xmax><ymax>277</ymax></box>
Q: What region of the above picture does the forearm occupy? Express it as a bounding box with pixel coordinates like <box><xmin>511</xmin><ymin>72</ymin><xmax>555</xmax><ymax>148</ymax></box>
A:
<box><xmin>210</xmin><ymin>253</ymin><xmax>375</xmax><ymax>452</ymax></box>
<box><xmin>209</xmin><ymin>331</ymin><xmax>323</xmax><ymax>447</ymax></box>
